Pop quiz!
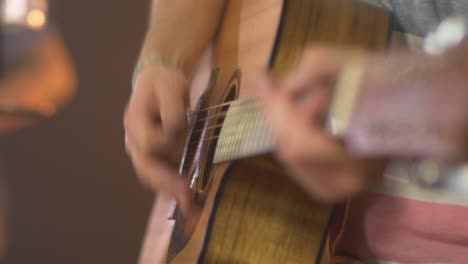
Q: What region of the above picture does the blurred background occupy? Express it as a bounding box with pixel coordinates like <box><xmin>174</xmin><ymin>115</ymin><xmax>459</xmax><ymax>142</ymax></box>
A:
<box><xmin>1</xmin><ymin>0</ymin><xmax>154</xmax><ymax>263</ymax></box>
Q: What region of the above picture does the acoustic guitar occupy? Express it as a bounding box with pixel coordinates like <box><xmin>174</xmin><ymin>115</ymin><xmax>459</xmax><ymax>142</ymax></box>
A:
<box><xmin>139</xmin><ymin>0</ymin><xmax>468</xmax><ymax>263</ymax></box>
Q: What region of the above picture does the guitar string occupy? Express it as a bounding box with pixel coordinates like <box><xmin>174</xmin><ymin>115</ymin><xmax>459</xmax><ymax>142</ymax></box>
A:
<box><xmin>187</xmin><ymin>103</ymin><xmax>266</xmax><ymax>145</ymax></box>
<box><xmin>191</xmin><ymin>100</ymin><xmax>238</xmax><ymax>114</ymax></box>
<box><xmin>172</xmin><ymin>98</ymin><xmax>266</xmax><ymax>157</ymax></box>
<box><xmin>183</xmin><ymin>120</ymin><xmax>273</xmax><ymax>157</ymax></box>
<box><xmin>192</xmin><ymin>97</ymin><xmax>258</xmax><ymax>115</ymax></box>
<box><xmin>187</xmin><ymin>135</ymin><xmax>221</xmax><ymax>147</ymax></box>
<box><xmin>185</xmin><ymin>117</ymin><xmax>270</xmax><ymax>151</ymax></box>
<box><xmin>187</xmin><ymin>121</ymin><xmax>266</xmax><ymax>147</ymax></box>
<box><xmin>191</xmin><ymin>123</ymin><xmax>224</xmax><ymax>135</ymax></box>
<box><xmin>183</xmin><ymin>88</ymin><xmax>328</xmax><ymax>156</ymax></box>
<box><xmin>191</xmin><ymin>103</ymin><xmax>260</xmax><ymax>125</ymax></box>
<box><xmin>191</xmin><ymin>99</ymin><xmax>261</xmax><ymax>126</ymax></box>
<box><xmin>190</xmin><ymin>102</ymin><xmax>261</xmax><ymax>131</ymax></box>
<box><xmin>184</xmin><ymin>129</ymin><xmax>270</xmax><ymax>156</ymax></box>
<box><xmin>187</xmin><ymin>120</ymin><xmax>258</xmax><ymax>148</ymax></box>
<box><xmin>193</xmin><ymin>111</ymin><xmax>229</xmax><ymax>124</ymax></box>
<box><xmin>189</xmin><ymin>97</ymin><xmax>259</xmax><ymax>121</ymax></box>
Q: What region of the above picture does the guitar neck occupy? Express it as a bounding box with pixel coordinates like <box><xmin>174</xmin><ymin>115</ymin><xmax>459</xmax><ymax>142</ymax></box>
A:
<box><xmin>214</xmin><ymin>97</ymin><xmax>273</xmax><ymax>164</ymax></box>
<box><xmin>213</xmin><ymin>58</ymin><xmax>468</xmax><ymax>164</ymax></box>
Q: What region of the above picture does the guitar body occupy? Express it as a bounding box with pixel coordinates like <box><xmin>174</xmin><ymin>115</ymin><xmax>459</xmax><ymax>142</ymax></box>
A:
<box><xmin>139</xmin><ymin>1</ymin><xmax>389</xmax><ymax>263</ymax></box>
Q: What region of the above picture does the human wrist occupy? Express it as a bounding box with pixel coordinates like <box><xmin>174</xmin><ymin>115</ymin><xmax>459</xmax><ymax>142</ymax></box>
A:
<box><xmin>133</xmin><ymin>35</ymin><xmax>195</xmax><ymax>87</ymax></box>
<box><xmin>139</xmin><ymin>32</ymin><xmax>197</xmax><ymax>78</ymax></box>
<box><xmin>132</xmin><ymin>55</ymin><xmax>171</xmax><ymax>87</ymax></box>
<box><xmin>131</xmin><ymin>55</ymin><xmax>191</xmax><ymax>92</ymax></box>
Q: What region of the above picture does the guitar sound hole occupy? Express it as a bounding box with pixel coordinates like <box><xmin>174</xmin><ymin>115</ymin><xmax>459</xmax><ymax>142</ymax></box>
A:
<box><xmin>166</xmin><ymin>73</ymin><xmax>239</xmax><ymax>263</ymax></box>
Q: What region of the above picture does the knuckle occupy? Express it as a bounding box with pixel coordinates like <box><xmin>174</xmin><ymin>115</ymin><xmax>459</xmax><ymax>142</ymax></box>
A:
<box><xmin>277</xmin><ymin>138</ymin><xmax>302</xmax><ymax>163</ymax></box>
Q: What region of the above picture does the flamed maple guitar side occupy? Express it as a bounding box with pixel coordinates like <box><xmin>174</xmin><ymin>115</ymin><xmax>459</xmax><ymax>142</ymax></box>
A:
<box><xmin>139</xmin><ymin>0</ymin><xmax>389</xmax><ymax>263</ymax></box>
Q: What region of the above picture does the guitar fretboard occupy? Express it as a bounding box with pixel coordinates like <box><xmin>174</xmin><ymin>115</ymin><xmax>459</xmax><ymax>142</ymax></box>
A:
<box><xmin>213</xmin><ymin>97</ymin><xmax>274</xmax><ymax>164</ymax></box>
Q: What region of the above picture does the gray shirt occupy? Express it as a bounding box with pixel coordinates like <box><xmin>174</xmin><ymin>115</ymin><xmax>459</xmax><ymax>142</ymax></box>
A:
<box><xmin>361</xmin><ymin>0</ymin><xmax>468</xmax><ymax>36</ymax></box>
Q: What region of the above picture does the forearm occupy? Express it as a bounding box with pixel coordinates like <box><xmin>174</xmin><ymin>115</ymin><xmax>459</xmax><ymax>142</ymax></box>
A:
<box><xmin>141</xmin><ymin>0</ymin><xmax>225</xmax><ymax>76</ymax></box>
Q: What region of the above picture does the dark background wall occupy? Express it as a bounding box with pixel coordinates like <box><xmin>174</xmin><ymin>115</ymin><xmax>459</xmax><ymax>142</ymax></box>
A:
<box><xmin>0</xmin><ymin>0</ymin><xmax>153</xmax><ymax>263</ymax></box>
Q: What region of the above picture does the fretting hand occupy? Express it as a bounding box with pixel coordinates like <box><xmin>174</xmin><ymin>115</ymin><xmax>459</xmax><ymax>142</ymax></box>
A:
<box><xmin>257</xmin><ymin>48</ymin><xmax>373</xmax><ymax>203</ymax></box>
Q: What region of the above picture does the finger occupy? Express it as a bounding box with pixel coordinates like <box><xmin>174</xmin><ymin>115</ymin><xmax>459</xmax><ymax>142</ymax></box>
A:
<box><xmin>124</xmin><ymin>84</ymin><xmax>167</xmax><ymax>154</ymax></box>
<box><xmin>258</xmin><ymin>76</ymin><xmax>324</xmax><ymax>152</ymax></box>
<box><xmin>125</xmin><ymin>132</ymin><xmax>178</xmax><ymax>191</ymax></box>
<box><xmin>157</xmin><ymin>70</ymin><xmax>189</xmax><ymax>138</ymax></box>
<box><xmin>268</xmin><ymin>50</ymin><xmax>340</xmax><ymax>122</ymax></box>
<box><xmin>258</xmin><ymin>73</ymin><xmax>362</xmax><ymax>203</ymax></box>
<box><xmin>126</xmin><ymin>133</ymin><xmax>193</xmax><ymax>214</ymax></box>
<box><xmin>290</xmin><ymin>84</ymin><xmax>330</xmax><ymax>124</ymax></box>
<box><xmin>257</xmin><ymin>74</ymin><xmax>303</xmax><ymax>147</ymax></box>
<box><xmin>262</xmin><ymin>87</ymin><xmax>356</xmax><ymax>183</ymax></box>
<box><xmin>282</xmin><ymin>48</ymin><xmax>341</xmax><ymax>96</ymax></box>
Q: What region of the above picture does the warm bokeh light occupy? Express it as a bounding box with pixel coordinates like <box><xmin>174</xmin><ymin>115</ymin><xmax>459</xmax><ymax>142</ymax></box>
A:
<box><xmin>27</xmin><ymin>9</ymin><xmax>46</xmax><ymax>30</ymax></box>
<box><xmin>3</xmin><ymin>0</ymin><xmax>27</xmax><ymax>23</ymax></box>
<box><xmin>2</xmin><ymin>0</ymin><xmax>48</xmax><ymax>28</ymax></box>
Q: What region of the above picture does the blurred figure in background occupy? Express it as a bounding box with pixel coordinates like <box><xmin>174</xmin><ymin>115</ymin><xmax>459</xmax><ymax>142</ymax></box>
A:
<box><xmin>1</xmin><ymin>0</ymin><xmax>76</xmax><ymax>133</ymax></box>
<box><xmin>0</xmin><ymin>0</ymin><xmax>76</xmax><ymax>257</ymax></box>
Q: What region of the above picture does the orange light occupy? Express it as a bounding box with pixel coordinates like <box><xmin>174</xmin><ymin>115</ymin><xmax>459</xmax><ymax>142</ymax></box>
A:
<box><xmin>26</xmin><ymin>9</ymin><xmax>46</xmax><ymax>30</ymax></box>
